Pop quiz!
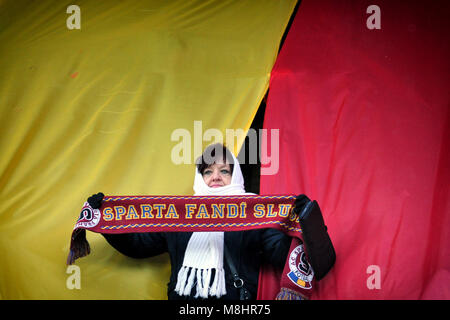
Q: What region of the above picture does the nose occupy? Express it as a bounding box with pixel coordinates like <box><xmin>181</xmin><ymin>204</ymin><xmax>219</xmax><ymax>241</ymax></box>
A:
<box><xmin>211</xmin><ymin>169</ymin><xmax>221</xmax><ymax>181</ymax></box>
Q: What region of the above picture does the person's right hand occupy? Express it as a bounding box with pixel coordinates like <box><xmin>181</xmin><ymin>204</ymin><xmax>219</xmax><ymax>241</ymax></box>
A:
<box><xmin>87</xmin><ymin>192</ymin><xmax>104</xmax><ymax>209</ymax></box>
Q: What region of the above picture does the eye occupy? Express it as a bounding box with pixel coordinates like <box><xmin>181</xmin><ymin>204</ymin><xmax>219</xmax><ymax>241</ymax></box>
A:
<box><xmin>203</xmin><ymin>169</ymin><xmax>212</xmax><ymax>176</ymax></box>
<box><xmin>220</xmin><ymin>169</ymin><xmax>230</xmax><ymax>175</ymax></box>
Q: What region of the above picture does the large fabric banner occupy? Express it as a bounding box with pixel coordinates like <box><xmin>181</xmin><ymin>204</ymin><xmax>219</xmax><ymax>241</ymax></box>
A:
<box><xmin>259</xmin><ymin>0</ymin><xmax>449</xmax><ymax>299</ymax></box>
<box><xmin>0</xmin><ymin>0</ymin><xmax>297</xmax><ymax>299</ymax></box>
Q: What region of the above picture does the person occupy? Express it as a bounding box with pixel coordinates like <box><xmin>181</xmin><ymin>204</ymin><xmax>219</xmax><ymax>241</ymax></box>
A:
<box><xmin>87</xmin><ymin>143</ymin><xmax>310</xmax><ymax>300</ymax></box>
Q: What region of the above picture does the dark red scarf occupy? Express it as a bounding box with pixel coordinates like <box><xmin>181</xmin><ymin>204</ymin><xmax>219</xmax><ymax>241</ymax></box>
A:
<box><xmin>67</xmin><ymin>194</ymin><xmax>315</xmax><ymax>299</ymax></box>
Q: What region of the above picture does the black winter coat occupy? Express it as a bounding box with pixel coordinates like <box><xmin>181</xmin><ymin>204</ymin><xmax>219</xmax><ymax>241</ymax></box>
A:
<box><xmin>103</xmin><ymin>229</ymin><xmax>291</xmax><ymax>300</ymax></box>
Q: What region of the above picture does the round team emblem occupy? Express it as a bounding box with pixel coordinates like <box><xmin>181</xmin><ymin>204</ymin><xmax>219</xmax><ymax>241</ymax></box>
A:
<box><xmin>74</xmin><ymin>202</ymin><xmax>100</xmax><ymax>229</ymax></box>
<box><xmin>287</xmin><ymin>244</ymin><xmax>314</xmax><ymax>289</ymax></box>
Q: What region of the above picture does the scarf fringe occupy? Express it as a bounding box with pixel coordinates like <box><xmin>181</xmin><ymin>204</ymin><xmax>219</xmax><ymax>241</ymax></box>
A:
<box><xmin>184</xmin><ymin>266</ymin><xmax>196</xmax><ymax>295</ymax></box>
<box><xmin>195</xmin><ymin>268</ymin><xmax>211</xmax><ymax>298</ymax></box>
<box><xmin>275</xmin><ymin>287</ymin><xmax>305</xmax><ymax>300</ymax></box>
<box><xmin>66</xmin><ymin>229</ymin><xmax>90</xmax><ymax>265</ymax></box>
<box><xmin>175</xmin><ymin>266</ymin><xmax>226</xmax><ymax>298</ymax></box>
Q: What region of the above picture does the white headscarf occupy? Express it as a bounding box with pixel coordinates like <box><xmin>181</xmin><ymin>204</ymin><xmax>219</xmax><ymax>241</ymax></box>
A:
<box><xmin>174</xmin><ymin>149</ymin><xmax>253</xmax><ymax>298</ymax></box>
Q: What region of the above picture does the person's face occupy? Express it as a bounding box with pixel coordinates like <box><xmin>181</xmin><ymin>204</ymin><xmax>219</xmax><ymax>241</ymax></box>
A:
<box><xmin>202</xmin><ymin>161</ymin><xmax>232</xmax><ymax>188</ymax></box>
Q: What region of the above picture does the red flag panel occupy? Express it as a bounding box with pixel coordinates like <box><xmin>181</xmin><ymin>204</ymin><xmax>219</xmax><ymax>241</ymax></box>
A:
<box><xmin>259</xmin><ymin>0</ymin><xmax>449</xmax><ymax>299</ymax></box>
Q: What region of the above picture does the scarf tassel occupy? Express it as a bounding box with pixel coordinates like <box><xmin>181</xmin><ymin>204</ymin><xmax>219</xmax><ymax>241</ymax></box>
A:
<box><xmin>175</xmin><ymin>266</ymin><xmax>226</xmax><ymax>298</ymax></box>
<box><xmin>275</xmin><ymin>287</ymin><xmax>305</xmax><ymax>300</ymax></box>
<box><xmin>66</xmin><ymin>229</ymin><xmax>90</xmax><ymax>265</ymax></box>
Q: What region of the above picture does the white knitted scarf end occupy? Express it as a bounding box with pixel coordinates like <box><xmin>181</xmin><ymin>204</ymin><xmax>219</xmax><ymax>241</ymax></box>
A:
<box><xmin>174</xmin><ymin>266</ymin><xmax>226</xmax><ymax>298</ymax></box>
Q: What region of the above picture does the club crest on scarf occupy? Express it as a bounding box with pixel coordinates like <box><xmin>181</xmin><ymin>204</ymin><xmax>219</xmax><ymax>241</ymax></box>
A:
<box><xmin>287</xmin><ymin>244</ymin><xmax>313</xmax><ymax>289</ymax></box>
<box><xmin>75</xmin><ymin>202</ymin><xmax>101</xmax><ymax>229</ymax></box>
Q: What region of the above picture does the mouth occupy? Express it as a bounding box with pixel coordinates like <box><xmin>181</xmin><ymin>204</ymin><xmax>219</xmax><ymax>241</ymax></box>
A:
<box><xmin>209</xmin><ymin>184</ymin><xmax>223</xmax><ymax>188</ymax></box>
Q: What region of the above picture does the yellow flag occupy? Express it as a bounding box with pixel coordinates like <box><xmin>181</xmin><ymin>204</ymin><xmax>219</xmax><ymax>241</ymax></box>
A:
<box><xmin>0</xmin><ymin>0</ymin><xmax>296</xmax><ymax>299</ymax></box>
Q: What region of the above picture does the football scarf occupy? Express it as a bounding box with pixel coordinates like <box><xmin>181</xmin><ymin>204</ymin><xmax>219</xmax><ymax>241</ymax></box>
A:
<box><xmin>66</xmin><ymin>194</ymin><xmax>315</xmax><ymax>299</ymax></box>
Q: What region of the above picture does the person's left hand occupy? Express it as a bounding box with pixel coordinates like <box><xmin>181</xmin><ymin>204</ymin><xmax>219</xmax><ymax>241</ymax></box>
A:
<box><xmin>292</xmin><ymin>194</ymin><xmax>311</xmax><ymax>216</ymax></box>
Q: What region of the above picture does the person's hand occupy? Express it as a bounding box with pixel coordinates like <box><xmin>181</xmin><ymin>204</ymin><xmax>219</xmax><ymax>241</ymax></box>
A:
<box><xmin>87</xmin><ymin>192</ymin><xmax>104</xmax><ymax>209</ymax></box>
<box><xmin>292</xmin><ymin>194</ymin><xmax>311</xmax><ymax>216</ymax></box>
